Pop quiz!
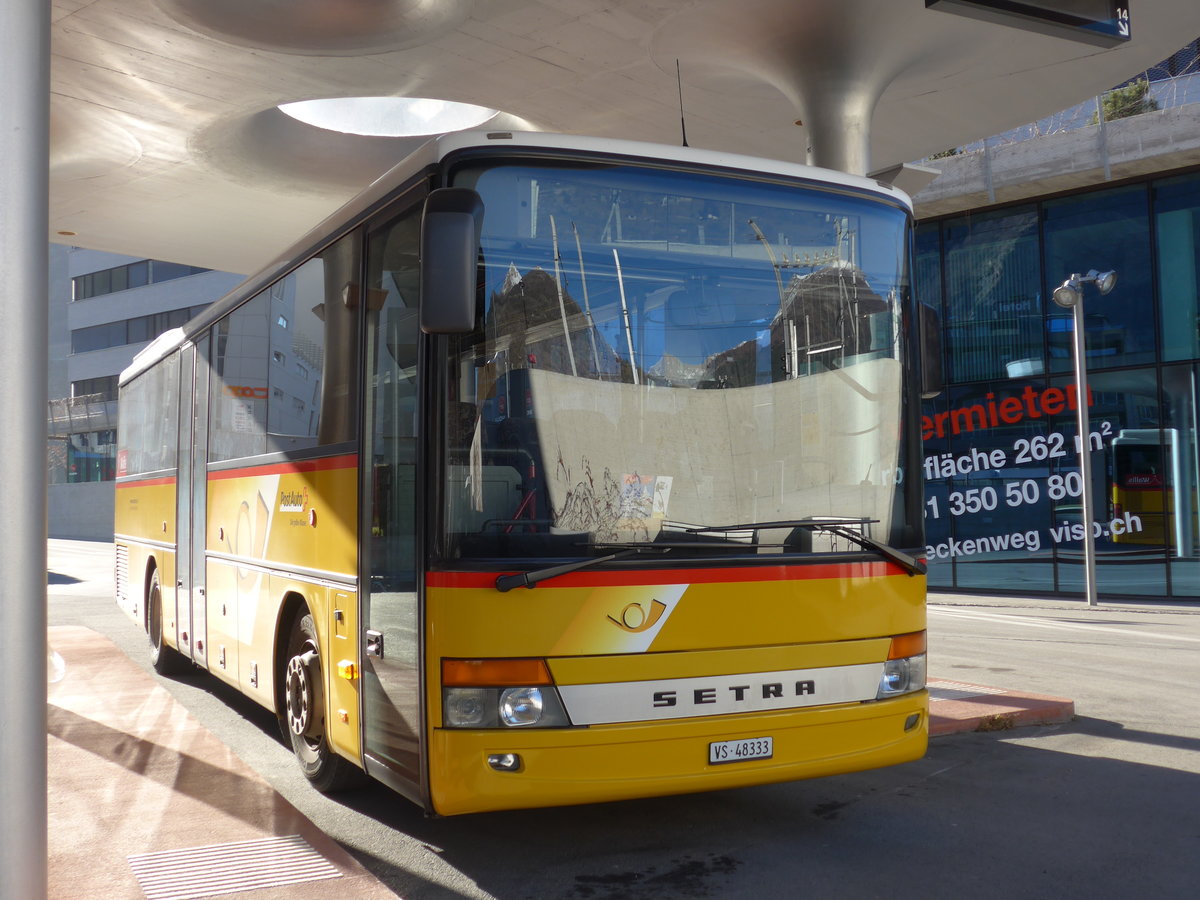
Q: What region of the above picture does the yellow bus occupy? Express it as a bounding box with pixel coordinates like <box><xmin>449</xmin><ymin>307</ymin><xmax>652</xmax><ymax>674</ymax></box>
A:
<box><xmin>115</xmin><ymin>131</ymin><xmax>932</xmax><ymax>815</ymax></box>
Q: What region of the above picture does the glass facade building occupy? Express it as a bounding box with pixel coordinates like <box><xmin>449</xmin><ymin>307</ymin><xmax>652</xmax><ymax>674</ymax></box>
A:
<box><xmin>918</xmin><ymin>168</ymin><xmax>1200</xmax><ymax>598</ymax></box>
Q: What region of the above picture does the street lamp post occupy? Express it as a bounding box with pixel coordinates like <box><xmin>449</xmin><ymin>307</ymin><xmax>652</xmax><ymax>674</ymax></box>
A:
<box><xmin>1051</xmin><ymin>268</ymin><xmax>1118</xmax><ymax>607</ymax></box>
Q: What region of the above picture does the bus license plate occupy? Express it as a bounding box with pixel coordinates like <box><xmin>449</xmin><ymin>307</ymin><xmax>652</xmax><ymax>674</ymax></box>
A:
<box><xmin>709</xmin><ymin>736</ymin><xmax>773</xmax><ymax>765</ymax></box>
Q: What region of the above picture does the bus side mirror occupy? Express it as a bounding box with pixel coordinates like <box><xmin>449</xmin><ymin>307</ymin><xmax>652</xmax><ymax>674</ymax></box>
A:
<box><xmin>919</xmin><ymin>302</ymin><xmax>944</xmax><ymax>399</ymax></box>
<box><xmin>420</xmin><ymin>188</ymin><xmax>484</xmax><ymax>334</ymax></box>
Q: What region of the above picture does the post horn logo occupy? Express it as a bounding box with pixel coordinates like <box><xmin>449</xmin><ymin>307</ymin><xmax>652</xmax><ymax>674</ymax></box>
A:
<box><xmin>607</xmin><ymin>599</ymin><xmax>668</xmax><ymax>633</ymax></box>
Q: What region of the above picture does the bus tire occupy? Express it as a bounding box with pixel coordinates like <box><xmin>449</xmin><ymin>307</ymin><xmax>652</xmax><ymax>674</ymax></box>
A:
<box><xmin>148</xmin><ymin>568</ymin><xmax>190</xmax><ymax>676</ymax></box>
<box><xmin>283</xmin><ymin>613</ymin><xmax>363</xmax><ymax>792</ymax></box>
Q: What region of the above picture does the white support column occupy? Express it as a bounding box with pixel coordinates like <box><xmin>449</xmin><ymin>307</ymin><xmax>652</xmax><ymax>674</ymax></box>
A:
<box><xmin>0</xmin><ymin>0</ymin><xmax>50</xmax><ymax>898</ymax></box>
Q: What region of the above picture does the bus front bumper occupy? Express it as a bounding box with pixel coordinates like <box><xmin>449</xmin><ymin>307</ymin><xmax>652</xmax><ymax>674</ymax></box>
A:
<box><xmin>428</xmin><ymin>691</ymin><xmax>927</xmax><ymax>816</ymax></box>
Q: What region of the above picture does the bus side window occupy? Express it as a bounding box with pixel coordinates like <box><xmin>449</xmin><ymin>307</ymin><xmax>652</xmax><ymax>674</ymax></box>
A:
<box><xmin>118</xmin><ymin>351</ymin><xmax>180</xmax><ymax>476</ymax></box>
<box><xmin>209</xmin><ymin>294</ymin><xmax>270</xmax><ymax>463</ymax></box>
<box><xmin>265</xmin><ymin>229</ymin><xmax>362</xmax><ymax>452</ymax></box>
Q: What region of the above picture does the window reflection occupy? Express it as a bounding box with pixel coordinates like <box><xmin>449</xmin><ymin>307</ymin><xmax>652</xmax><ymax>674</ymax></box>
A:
<box><xmin>923</xmin><ymin>380</ymin><xmax>1056</xmax><ymax>595</ymax></box>
<box><xmin>942</xmin><ymin>207</ymin><xmax>1043</xmax><ymax>382</ymax></box>
<box><xmin>117</xmin><ymin>352</ymin><xmax>179</xmax><ymax>475</ymax></box>
<box><xmin>919</xmin><ymin>174</ymin><xmax>1200</xmax><ymax>598</ymax></box>
<box><xmin>444</xmin><ymin>162</ymin><xmax>914</xmax><ymax>560</ymax></box>
<box><xmin>1043</xmin><ymin>185</ymin><xmax>1154</xmax><ymax>372</ymax></box>
<box><xmin>1047</xmin><ymin>369</ymin><xmax>1164</xmax><ymax>596</ymax></box>
<box><xmin>1155</xmin><ymin>173</ymin><xmax>1200</xmax><ymax>362</ymax></box>
<box><xmin>1162</xmin><ymin>364</ymin><xmax>1200</xmax><ymax>595</ymax></box>
<box><xmin>208</xmin><ymin>232</ymin><xmax>361</xmax><ymax>463</ymax></box>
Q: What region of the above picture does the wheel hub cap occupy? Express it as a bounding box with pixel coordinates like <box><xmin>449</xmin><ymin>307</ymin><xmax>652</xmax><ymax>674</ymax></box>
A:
<box><xmin>285</xmin><ymin>649</ymin><xmax>321</xmax><ymax>739</ymax></box>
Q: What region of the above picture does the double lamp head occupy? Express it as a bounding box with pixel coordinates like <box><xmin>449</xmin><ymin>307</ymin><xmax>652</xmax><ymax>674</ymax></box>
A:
<box><xmin>1052</xmin><ymin>269</ymin><xmax>1118</xmax><ymax>309</ymax></box>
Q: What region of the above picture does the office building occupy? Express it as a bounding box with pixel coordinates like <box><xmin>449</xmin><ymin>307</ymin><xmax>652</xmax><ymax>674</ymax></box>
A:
<box><xmin>914</xmin><ymin>40</ymin><xmax>1200</xmax><ymax>598</ymax></box>
<box><xmin>47</xmin><ymin>248</ymin><xmax>241</xmax><ymax>539</ymax></box>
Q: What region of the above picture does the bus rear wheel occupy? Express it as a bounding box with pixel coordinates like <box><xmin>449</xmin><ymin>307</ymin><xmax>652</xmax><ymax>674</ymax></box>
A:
<box><xmin>148</xmin><ymin>569</ymin><xmax>189</xmax><ymax>676</ymax></box>
<box><xmin>283</xmin><ymin>613</ymin><xmax>362</xmax><ymax>792</ymax></box>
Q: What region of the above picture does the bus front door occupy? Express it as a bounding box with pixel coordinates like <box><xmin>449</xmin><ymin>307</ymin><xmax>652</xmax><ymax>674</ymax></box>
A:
<box><xmin>361</xmin><ymin>200</ymin><xmax>425</xmax><ymax>803</ymax></box>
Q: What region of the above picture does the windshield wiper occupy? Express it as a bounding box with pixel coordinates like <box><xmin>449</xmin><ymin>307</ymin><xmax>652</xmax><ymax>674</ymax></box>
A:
<box><xmin>682</xmin><ymin>518</ymin><xmax>927</xmax><ymax>576</ymax></box>
<box><xmin>597</xmin><ymin>540</ymin><xmax>785</xmax><ymax>550</ymax></box>
<box><xmin>494</xmin><ymin>547</ymin><xmax>663</xmax><ymax>592</ymax></box>
<box><xmin>682</xmin><ymin>517</ymin><xmax>871</xmax><ymax>533</ymax></box>
<box><xmin>494</xmin><ymin>518</ymin><xmax>925</xmax><ymax>591</ymax></box>
<box><xmin>808</xmin><ymin>525</ymin><xmax>926</xmax><ymax>576</ymax></box>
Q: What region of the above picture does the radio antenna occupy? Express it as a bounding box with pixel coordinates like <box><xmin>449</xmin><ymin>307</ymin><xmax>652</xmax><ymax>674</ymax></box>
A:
<box><xmin>676</xmin><ymin>59</ymin><xmax>689</xmax><ymax>147</ymax></box>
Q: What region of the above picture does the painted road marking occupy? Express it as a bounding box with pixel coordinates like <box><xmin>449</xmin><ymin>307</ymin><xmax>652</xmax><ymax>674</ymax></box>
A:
<box><xmin>928</xmin><ymin>605</ymin><xmax>1200</xmax><ymax>645</ymax></box>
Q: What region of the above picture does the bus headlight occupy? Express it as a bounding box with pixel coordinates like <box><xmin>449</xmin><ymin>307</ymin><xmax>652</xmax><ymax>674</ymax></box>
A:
<box><xmin>443</xmin><ymin>686</ymin><xmax>571</xmax><ymax>728</ymax></box>
<box><xmin>442</xmin><ymin>659</ymin><xmax>572</xmax><ymax>728</ymax></box>
<box><xmin>876</xmin><ymin>631</ymin><xmax>927</xmax><ymax>699</ymax></box>
<box><xmin>500</xmin><ymin>686</ymin><xmax>543</xmax><ymax>726</ymax></box>
<box><xmin>877</xmin><ymin>654</ymin><xmax>927</xmax><ymax>698</ymax></box>
<box><xmin>445</xmin><ymin>688</ymin><xmax>490</xmax><ymax>727</ymax></box>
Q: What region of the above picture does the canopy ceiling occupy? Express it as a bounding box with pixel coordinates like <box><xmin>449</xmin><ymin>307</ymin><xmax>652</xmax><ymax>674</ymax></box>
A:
<box><xmin>50</xmin><ymin>0</ymin><xmax>1200</xmax><ymax>274</ymax></box>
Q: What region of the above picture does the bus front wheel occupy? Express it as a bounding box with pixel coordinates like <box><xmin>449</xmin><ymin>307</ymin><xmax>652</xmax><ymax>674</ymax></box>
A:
<box><xmin>283</xmin><ymin>613</ymin><xmax>362</xmax><ymax>792</ymax></box>
<box><xmin>148</xmin><ymin>569</ymin><xmax>189</xmax><ymax>676</ymax></box>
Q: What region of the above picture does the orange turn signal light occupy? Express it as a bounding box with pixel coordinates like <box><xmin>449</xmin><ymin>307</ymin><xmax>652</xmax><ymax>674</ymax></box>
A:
<box><xmin>888</xmin><ymin>631</ymin><xmax>927</xmax><ymax>660</ymax></box>
<box><xmin>442</xmin><ymin>657</ymin><xmax>553</xmax><ymax>687</ymax></box>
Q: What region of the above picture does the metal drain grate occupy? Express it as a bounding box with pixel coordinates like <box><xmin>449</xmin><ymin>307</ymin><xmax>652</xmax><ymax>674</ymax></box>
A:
<box><xmin>128</xmin><ymin>834</ymin><xmax>342</xmax><ymax>900</ymax></box>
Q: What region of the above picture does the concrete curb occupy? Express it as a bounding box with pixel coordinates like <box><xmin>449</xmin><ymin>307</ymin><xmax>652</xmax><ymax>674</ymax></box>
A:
<box><xmin>929</xmin><ymin>678</ymin><xmax>1076</xmax><ymax>736</ymax></box>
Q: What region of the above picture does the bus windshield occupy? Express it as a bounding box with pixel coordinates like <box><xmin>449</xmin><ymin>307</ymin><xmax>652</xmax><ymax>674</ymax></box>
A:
<box><xmin>441</xmin><ymin>159</ymin><xmax>916</xmax><ymax>562</ymax></box>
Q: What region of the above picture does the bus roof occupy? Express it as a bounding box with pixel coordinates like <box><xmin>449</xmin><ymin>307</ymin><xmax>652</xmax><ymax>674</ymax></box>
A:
<box><xmin>435</xmin><ymin>131</ymin><xmax>914</xmax><ymax>208</ymax></box>
<box><xmin>276</xmin><ymin>131</ymin><xmax>914</xmax><ymax>297</ymax></box>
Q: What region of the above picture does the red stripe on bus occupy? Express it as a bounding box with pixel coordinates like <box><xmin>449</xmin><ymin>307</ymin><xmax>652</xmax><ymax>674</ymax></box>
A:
<box><xmin>426</xmin><ymin>560</ymin><xmax>903</xmax><ymax>589</ymax></box>
<box><xmin>116</xmin><ymin>476</ymin><xmax>176</xmax><ymax>488</ymax></box>
<box><xmin>207</xmin><ymin>453</ymin><xmax>358</xmax><ymax>481</ymax></box>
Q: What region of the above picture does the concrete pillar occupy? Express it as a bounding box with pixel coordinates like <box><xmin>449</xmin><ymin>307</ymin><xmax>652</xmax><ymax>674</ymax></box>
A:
<box><xmin>0</xmin><ymin>0</ymin><xmax>49</xmax><ymax>897</ymax></box>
